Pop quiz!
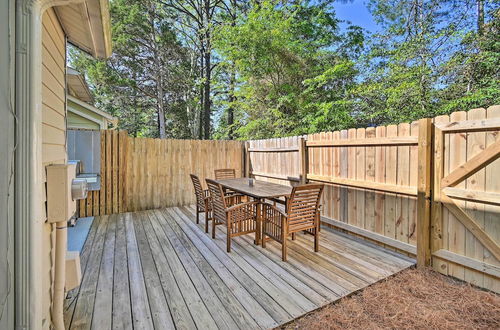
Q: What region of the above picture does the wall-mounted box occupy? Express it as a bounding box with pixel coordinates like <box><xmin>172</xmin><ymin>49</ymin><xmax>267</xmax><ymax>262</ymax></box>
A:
<box><xmin>46</xmin><ymin>164</ymin><xmax>77</xmax><ymax>223</ymax></box>
<box><xmin>65</xmin><ymin>251</ymin><xmax>82</xmax><ymax>291</ymax></box>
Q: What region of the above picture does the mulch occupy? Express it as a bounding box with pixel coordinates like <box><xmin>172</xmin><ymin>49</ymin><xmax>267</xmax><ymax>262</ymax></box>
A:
<box><xmin>281</xmin><ymin>267</ymin><xmax>500</xmax><ymax>330</ymax></box>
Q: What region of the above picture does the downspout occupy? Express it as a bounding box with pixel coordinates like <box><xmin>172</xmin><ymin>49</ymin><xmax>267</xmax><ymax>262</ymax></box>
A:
<box><xmin>52</xmin><ymin>222</ymin><xmax>67</xmax><ymax>330</ymax></box>
<box><xmin>15</xmin><ymin>2</ymin><xmax>45</xmax><ymax>328</ymax></box>
<box><xmin>51</xmin><ymin>39</ymin><xmax>70</xmax><ymax>330</ymax></box>
<box><xmin>15</xmin><ymin>1</ymin><xmax>84</xmax><ymax>329</ymax></box>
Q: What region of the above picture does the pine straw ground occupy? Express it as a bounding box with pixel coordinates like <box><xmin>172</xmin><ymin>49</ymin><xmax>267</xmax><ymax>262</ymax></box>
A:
<box><xmin>282</xmin><ymin>268</ymin><xmax>500</xmax><ymax>330</ymax></box>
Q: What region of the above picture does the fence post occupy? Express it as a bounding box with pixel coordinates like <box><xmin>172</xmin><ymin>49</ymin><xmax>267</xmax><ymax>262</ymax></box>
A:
<box><xmin>244</xmin><ymin>141</ymin><xmax>250</xmax><ymax>178</ymax></box>
<box><xmin>299</xmin><ymin>137</ymin><xmax>308</xmax><ymax>184</ymax></box>
<box><xmin>417</xmin><ymin>118</ymin><xmax>433</xmax><ymax>267</ymax></box>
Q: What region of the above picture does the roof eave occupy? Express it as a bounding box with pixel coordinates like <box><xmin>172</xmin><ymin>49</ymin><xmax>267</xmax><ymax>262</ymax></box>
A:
<box><xmin>67</xmin><ymin>95</ymin><xmax>117</xmax><ymax>121</ymax></box>
<box><xmin>56</xmin><ymin>0</ymin><xmax>112</xmax><ymax>59</ymax></box>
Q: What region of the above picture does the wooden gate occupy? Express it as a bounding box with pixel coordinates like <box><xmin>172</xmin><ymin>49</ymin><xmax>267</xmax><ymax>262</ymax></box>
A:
<box><xmin>431</xmin><ymin>106</ymin><xmax>500</xmax><ymax>292</ymax></box>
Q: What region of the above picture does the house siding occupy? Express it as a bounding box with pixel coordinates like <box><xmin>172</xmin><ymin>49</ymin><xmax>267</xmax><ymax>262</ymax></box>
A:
<box><xmin>68</xmin><ymin>111</ymin><xmax>102</xmax><ymax>130</ymax></box>
<box><xmin>68</xmin><ymin>99</ymin><xmax>106</xmax><ymax>129</ymax></box>
<box><xmin>41</xmin><ymin>8</ymin><xmax>66</xmax><ymax>328</ymax></box>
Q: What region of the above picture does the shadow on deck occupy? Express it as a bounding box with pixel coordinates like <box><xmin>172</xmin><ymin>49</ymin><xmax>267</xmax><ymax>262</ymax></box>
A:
<box><xmin>64</xmin><ymin>206</ymin><xmax>415</xmax><ymax>329</ymax></box>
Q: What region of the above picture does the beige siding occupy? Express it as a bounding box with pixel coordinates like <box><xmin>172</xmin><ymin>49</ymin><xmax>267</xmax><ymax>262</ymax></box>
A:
<box><xmin>68</xmin><ymin>112</ymin><xmax>101</xmax><ymax>129</ymax></box>
<box><xmin>41</xmin><ymin>8</ymin><xmax>66</xmax><ymax>329</ymax></box>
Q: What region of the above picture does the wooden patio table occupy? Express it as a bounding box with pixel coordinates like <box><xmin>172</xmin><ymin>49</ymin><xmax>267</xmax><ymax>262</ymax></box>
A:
<box><xmin>214</xmin><ymin>178</ymin><xmax>293</xmax><ymax>245</ymax></box>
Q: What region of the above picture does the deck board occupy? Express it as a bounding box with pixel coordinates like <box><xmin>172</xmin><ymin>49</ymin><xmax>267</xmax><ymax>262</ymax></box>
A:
<box><xmin>142</xmin><ymin>211</ymin><xmax>196</xmax><ymax>329</ymax></box>
<box><xmin>65</xmin><ymin>206</ymin><xmax>415</xmax><ymax>329</ymax></box>
<box><xmin>112</xmin><ymin>214</ymin><xmax>132</xmax><ymax>330</ymax></box>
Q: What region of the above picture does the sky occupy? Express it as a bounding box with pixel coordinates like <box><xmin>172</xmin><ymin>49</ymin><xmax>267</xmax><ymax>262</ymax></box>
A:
<box><xmin>333</xmin><ymin>0</ymin><xmax>379</xmax><ymax>33</ymax></box>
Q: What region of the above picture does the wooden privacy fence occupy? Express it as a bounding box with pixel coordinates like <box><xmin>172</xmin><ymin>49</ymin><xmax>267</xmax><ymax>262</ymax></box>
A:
<box><xmin>431</xmin><ymin>107</ymin><xmax>500</xmax><ymax>292</ymax></box>
<box><xmin>246</xmin><ymin>136</ymin><xmax>307</xmax><ymax>185</ymax></box>
<box><xmin>79</xmin><ymin>130</ymin><xmax>128</xmax><ymax>218</ymax></box>
<box><xmin>247</xmin><ymin>121</ymin><xmax>426</xmax><ymax>257</ymax></box>
<box><xmin>246</xmin><ymin>105</ymin><xmax>500</xmax><ymax>293</ymax></box>
<box><xmin>79</xmin><ymin>132</ymin><xmax>243</xmax><ymax>217</ymax></box>
<box><xmin>126</xmin><ymin>138</ymin><xmax>243</xmax><ymax>210</ymax></box>
<box><xmin>76</xmin><ymin>105</ymin><xmax>499</xmax><ymax>293</ymax></box>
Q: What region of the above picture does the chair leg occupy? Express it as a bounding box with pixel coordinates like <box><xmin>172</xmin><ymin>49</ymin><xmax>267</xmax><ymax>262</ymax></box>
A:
<box><xmin>262</xmin><ymin>229</ymin><xmax>266</xmax><ymax>248</ymax></box>
<box><xmin>227</xmin><ymin>224</ymin><xmax>231</xmax><ymax>253</ymax></box>
<box><xmin>212</xmin><ymin>217</ymin><xmax>216</xmax><ymax>239</ymax></box>
<box><xmin>282</xmin><ymin>225</ymin><xmax>288</xmax><ymax>262</ymax></box>
<box><xmin>196</xmin><ymin>209</ymin><xmax>199</xmax><ymax>224</ymax></box>
<box><xmin>291</xmin><ymin>232</ymin><xmax>296</xmax><ymax>240</ymax></box>
<box><xmin>205</xmin><ymin>211</ymin><xmax>209</xmax><ymax>233</ymax></box>
<box><xmin>282</xmin><ymin>236</ymin><xmax>287</xmax><ymax>262</ymax></box>
<box><xmin>314</xmin><ymin>227</ymin><xmax>319</xmax><ymax>252</ymax></box>
<box><xmin>317</xmin><ymin>212</ymin><xmax>322</xmax><ymax>232</ymax></box>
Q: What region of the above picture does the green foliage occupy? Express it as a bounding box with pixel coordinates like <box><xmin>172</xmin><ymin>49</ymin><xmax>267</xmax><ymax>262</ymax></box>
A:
<box><xmin>354</xmin><ymin>0</ymin><xmax>499</xmax><ymax>127</ymax></box>
<box><xmin>214</xmin><ymin>0</ymin><xmax>362</xmax><ymax>139</ymax></box>
<box><xmin>72</xmin><ymin>0</ymin><xmax>499</xmax><ymax>140</ymax></box>
<box><xmin>70</xmin><ymin>0</ymin><xmax>197</xmax><ymax>138</ymax></box>
<box><xmin>437</xmin><ymin>8</ymin><xmax>500</xmax><ymax>114</ymax></box>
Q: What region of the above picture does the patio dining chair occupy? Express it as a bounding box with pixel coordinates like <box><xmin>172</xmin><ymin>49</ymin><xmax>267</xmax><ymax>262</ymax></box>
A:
<box><xmin>190</xmin><ymin>174</ymin><xmax>213</xmax><ymax>233</ymax></box>
<box><xmin>206</xmin><ymin>178</ymin><xmax>258</xmax><ymax>252</ymax></box>
<box><xmin>214</xmin><ymin>168</ymin><xmax>236</xmax><ymax>180</ymax></box>
<box><xmin>191</xmin><ymin>174</ymin><xmax>245</xmax><ymax>233</ymax></box>
<box><xmin>214</xmin><ymin>168</ymin><xmax>242</xmax><ymax>198</ymax></box>
<box><xmin>261</xmin><ymin>184</ymin><xmax>324</xmax><ymax>261</ymax></box>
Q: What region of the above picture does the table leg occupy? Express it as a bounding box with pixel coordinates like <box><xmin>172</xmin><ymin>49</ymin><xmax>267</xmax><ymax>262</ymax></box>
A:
<box><xmin>255</xmin><ymin>198</ymin><xmax>262</xmax><ymax>245</ymax></box>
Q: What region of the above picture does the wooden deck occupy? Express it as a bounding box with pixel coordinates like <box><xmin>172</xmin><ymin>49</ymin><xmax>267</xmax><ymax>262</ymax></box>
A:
<box><xmin>64</xmin><ymin>206</ymin><xmax>415</xmax><ymax>329</ymax></box>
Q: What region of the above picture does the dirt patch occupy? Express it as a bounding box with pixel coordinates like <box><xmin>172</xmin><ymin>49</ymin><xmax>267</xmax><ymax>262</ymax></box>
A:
<box><xmin>281</xmin><ymin>268</ymin><xmax>500</xmax><ymax>330</ymax></box>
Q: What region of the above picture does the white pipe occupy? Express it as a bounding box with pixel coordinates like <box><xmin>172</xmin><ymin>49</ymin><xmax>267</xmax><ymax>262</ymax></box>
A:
<box><xmin>51</xmin><ymin>222</ymin><xmax>67</xmax><ymax>330</ymax></box>
<box><xmin>15</xmin><ymin>1</ymin><xmax>46</xmax><ymax>328</ymax></box>
<box><xmin>15</xmin><ymin>1</ymin><xmax>84</xmax><ymax>328</ymax></box>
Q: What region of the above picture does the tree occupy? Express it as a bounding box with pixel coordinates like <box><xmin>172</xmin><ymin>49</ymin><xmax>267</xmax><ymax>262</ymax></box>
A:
<box><xmin>71</xmin><ymin>0</ymin><xmax>498</xmax><ymax>140</ymax></box>
<box><xmin>162</xmin><ymin>0</ymin><xmax>227</xmax><ymax>139</ymax></box>
<box><xmin>70</xmin><ymin>0</ymin><xmax>197</xmax><ymax>138</ymax></box>
<box><xmin>437</xmin><ymin>5</ymin><xmax>499</xmax><ymax>113</ymax></box>
<box><xmin>356</xmin><ymin>0</ymin><xmax>498</xmax><ymax>126</ymax></box>
<box><xmin>214</xmin><ymin>0</ymin><xmax>362</xmax><ymax>139</ymax></box>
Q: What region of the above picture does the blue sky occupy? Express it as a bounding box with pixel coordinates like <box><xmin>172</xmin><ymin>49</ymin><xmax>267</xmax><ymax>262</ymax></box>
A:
<box><xmin>333</xmin><ymin>0</ymin><xmax>378</xmax><ymax>33</ymax></box>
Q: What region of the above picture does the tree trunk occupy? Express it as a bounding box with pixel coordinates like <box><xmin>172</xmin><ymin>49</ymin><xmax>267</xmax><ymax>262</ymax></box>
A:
<box><xmin>150</xmin><ymin>3</ymin><xmax>166</xmax><ymax>139</ymax></box>
<box><xmin>203</xmin><ymin>45</ymin><xmax>211</xmax><ymax>139</ymax></box>
<box><xmin>477</xmin><ymin>0</ymin><xmax>484</xmax><ymax>36</ymax></box>
<box><xmin>203</xmin><ymin>0</ymin><xmax>212</xmax><ymax>140</ymax></box>
<box><xmin>227</xmin><ymin>0</ymin><xmax>236</xmax><ymax>140</ymax></box>
<box><xmin>228</xmin><ymin>63</ymin><xmax>236</xmax><ymax>139</ymax></box>
<box><xmin>199</xmin><ymin>50</ymin><xmax>204</xmax><ymax>139</ymax></box>
<box><xmin>157</xmin><ymin>73</ymin><xmax>166</xmax><ymax>138</ymax></box>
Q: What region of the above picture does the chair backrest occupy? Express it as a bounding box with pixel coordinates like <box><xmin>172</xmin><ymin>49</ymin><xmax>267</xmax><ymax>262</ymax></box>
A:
<box><xmin>190</xmin><ymin>174</ymin><xmax>206</xmax><ymax>211</ymax></box>
<box><xmin>206</xmin><ymin>179</ymin><xmax>227</xmax><ymax>223</ymax></box>
<box><xmin>287</xmin><ymin>184</ymin><xmax>324</xmax><ymax>228</ymax></box>
<box><xmin>214</xmin><ymin>168</ymin><xmax>236</xmax><ymax>180</ymax></box>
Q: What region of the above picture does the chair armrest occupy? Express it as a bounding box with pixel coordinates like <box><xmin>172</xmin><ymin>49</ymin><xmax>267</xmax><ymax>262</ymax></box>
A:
<box><xmin>225</xmin><ymin>194</ymin><xmax>246</xmax><ymax>207</ymax></box>
<box><xmin>224</xmin><ymin>193</ymin><xmax>245</xmax><ymax>200</ymax></box>
<box><xmin>226</xmin><ymin>201</ymin><xmax>258</xmax><ymax>225</ymax></box>
<box><xmin>226</xmin><ymin>201</ymin><xmax>258</xmax><ymax>213</ymax></box>
<box><xmin>261</xmin><ymin>202</ymin><xmax>287</xmax><ymax>219</ymax></box>
<box><xmin>203</xmin><ymin>191</ymin><xmax>212</xmax><ymax>206</ymax></box>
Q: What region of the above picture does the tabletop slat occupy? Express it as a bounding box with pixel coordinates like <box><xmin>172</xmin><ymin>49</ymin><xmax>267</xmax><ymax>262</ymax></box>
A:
<box><xmin>215</xmin><ymin>178</ymin><xmax>293</xmax><ymax>199</ymax></box>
